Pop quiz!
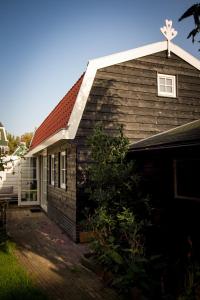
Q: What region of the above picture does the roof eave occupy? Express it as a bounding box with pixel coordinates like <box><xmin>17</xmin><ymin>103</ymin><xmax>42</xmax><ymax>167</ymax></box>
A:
<box><xmin>129</xmin><ymin>140</ymin><xmax>200</xmax><ymax>153</ymax></box>
<box><xmin>27</xmin><ymin>128</ymin><xmax>69</xmax><ymax>157</ymax></box>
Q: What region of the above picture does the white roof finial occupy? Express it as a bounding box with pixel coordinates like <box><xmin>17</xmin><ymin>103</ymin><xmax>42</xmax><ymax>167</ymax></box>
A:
<box><xmin>160</xmin><ymin>20</ymin><xmax>177</xmax><ymax>57</ymax></box>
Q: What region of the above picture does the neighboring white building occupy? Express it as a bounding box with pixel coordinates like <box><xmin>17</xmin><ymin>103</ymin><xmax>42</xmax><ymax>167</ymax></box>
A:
<box><xmin>0</xmin><ymin>122</ymin><xmax>9</xmax><ymax>155</ymax></box>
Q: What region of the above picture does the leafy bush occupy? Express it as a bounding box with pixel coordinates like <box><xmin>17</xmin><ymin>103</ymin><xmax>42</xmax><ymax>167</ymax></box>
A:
<box><xmin>86</xmin><ymin>124</ymin><xmax>151</xmax><ymax>294</ymax></box>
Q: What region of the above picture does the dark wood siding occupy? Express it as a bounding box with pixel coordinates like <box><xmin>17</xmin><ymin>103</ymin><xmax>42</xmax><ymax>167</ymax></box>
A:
<box><xmin>75</xmin><ymin>51</ymin><xmax>200</xmax><ymax>167</ymax></box>
<box><xmin>47</xmin><ymin>142</ymin><xmax>77</xmax><ymax>241</ymax></box>
<box><xmin>129</xmin><ymin>146</ymin><xmax>200</xmax><ymax>259</ymax></box>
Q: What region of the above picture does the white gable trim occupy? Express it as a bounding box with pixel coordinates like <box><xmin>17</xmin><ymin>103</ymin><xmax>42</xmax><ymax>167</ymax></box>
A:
<box><xmin>30</xmin><ymin>40</ymin><xmax>200</xmax><ymax>152</ymax></box>
<box><xmin>67</xmin><ymin>41</ymin><xmax>200</xmax><ymax>139</ymax></box>
<box><xmin>171</xmin><ymin>43</ymin><xmax>200</xmax><ymax>70</ymax></box>
<box><xmin>27</xmin><ymin>128</ymin><xmax>69</xmax><ymax>156</ymax></box>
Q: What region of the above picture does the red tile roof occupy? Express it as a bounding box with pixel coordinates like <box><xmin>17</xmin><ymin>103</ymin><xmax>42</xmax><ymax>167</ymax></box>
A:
<box><xmin>30</xmin><ymin>74</ymin><xmax>84</xmax><ymax>150</ymax></box>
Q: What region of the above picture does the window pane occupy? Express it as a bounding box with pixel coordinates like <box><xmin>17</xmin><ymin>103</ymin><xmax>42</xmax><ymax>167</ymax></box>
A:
<box><xmin>60</xmin><ymin>153</ymin><xmax>66</xmax><ymax>188</ymax></box>
<box><xmin>166</xmin><ymin>78</ymin><xmax>172</xmax><ymax>86</ymax></box>
<box><xmin>61</xmin><ymin>174</ymin><xmax>63</xmax><ymax>185</ymax></box>
<box><xmin>159</xmin><ymin>78</ymin><xmax>165</xmax><ymax>85</ymax></box>
<box><xmin>166</xmin><ymin>86</ymin><xmax>172</xmax><ymax>93</ymax></box>
<box><xmin>51</xmin><ymin>156</ymin><xmax>54</xmax><ymax>185</ymax></box>
<box><xmin>61</xmin><ymin>156</ymin><xmax>64</xmax><ymax>169</ymax></box>
<box><xmin>160</xmin><ymin>85</ymin><xmax>165</xmax><ymax>92</ymax></box>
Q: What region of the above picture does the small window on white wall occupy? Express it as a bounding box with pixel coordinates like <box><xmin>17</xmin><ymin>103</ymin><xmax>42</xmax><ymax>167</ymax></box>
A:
<box><xmin>60</xmin><ymin>151</ymin><xmax>66</xmax><ymax>189</ymax></box>
<box><xmin>157</xmin><ymin>74</ymin><xmax>176</xmax><ymax>98</ymax></box>
<box><xmin>51</xmin><ymin>154</ymin><xmax>55</xmax><ymax>186</ymax></box>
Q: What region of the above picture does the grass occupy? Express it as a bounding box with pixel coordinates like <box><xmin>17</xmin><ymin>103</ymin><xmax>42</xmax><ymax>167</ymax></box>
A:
<box><xmin>0</xmin><ymin>240</ymin><xmax>48</xmax><ymax>300</ymax></box>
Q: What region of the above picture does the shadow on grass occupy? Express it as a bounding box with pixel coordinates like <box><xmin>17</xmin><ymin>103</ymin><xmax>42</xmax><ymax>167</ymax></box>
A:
<box><xmin>0</xmin><ymin>240</ymin><xmax>48</xmax><ymax>300</ymax></box>
<box><xmin>0</xmin><ymin>286</ymin><xmax>48</xmax><ymax>300</ymax></box>
<box><xmin>6</xmin><ymin>209</ymin><xmax>121</xmax><ymax>300</ymax></box>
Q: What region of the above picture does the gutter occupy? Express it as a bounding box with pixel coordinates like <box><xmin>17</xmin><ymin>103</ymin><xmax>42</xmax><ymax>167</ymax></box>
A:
<box><xmin>129</xmin><ymin>141</ymin><xmax>200</xmax><ymax>153</ymax></box>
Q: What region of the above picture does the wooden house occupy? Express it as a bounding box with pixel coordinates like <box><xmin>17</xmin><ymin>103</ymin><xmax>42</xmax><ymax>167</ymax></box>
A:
<box><xmin>28</xmin><ymin>22</ymin><xmax>200</xmax><ymax>241</ymax></box>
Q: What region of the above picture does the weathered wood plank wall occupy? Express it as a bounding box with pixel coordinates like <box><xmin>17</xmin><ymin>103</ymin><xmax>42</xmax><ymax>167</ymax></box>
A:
<box><xmin>74</xmin><ymin>49</ymin><xmax>200</xmax><ymax>207</ymax></box>
<box><xmin>76</xmin><ymin>51</ymin><xmax>200</xmax><ymax>167</ymax></box>
<box><xmin>44</xmin><ymin>50</ymin><xmax>200</xmax><ymax>240</ymax></box>
<box><xmin>47</xmin><ymin>142</ymin><xmax>77</xmax><ymax>241</ymax></box>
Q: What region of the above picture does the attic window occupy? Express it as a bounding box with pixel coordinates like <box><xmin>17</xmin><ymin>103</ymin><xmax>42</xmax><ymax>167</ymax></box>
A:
<box><xmin>157</xmin><ymin>74</ymin><xmax>176</xmax><ymax>98</ymax></box>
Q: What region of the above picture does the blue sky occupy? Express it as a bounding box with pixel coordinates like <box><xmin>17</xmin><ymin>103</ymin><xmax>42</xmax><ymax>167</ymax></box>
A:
<box><xmin>0</xmin><ymin>0</ymin><xmax>198</xmax><ymax>136</ymax></box>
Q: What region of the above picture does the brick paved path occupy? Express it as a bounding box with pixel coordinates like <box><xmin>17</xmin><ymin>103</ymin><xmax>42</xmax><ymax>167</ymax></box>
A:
<box><xmin>7</xmin><ymin>208</ymin><xmax>120</xmax><ymax>300</ymax></box>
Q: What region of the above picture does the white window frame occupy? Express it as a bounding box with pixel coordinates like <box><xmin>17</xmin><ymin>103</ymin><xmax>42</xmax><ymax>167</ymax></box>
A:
<box><xmin>60</xmin><ymin>151</ymin><xmax>66</xmax><ymax>189</ymax></box>
<box><xmin>157</xmin><ymin>74</ymin><xmax>176</xmax><ymax>98</ymax></box>
<box><xmin>51</xmin><ymin>154</ymin><xmax>55</xmax><ymax>186</ymax></box>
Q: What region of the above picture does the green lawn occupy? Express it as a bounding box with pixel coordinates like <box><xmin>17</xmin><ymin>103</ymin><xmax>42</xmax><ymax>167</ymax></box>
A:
<box><xmin>0</xmin><ymin>241</ymin><xmax>48</xmax><ymax>300</ymax></box>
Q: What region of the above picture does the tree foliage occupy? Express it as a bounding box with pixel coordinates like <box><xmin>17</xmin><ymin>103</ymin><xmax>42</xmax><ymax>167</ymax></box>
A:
<box><xmin>86</xmin><ymin>124</ymin><xmax>151</xmax><ymax>294</ymax></box>
<box><xmin>179</xmin><ymin>3</ymin><xmax>200</xmax><ymax>44</ymax></box>
<box><xmin>87</xmin><ymin>124</ymin><xmax>150</xmax><ymax>220</ymax></box>
<box><xmin>6</xmin><ymin>133</ymin><xmax>20</xmax><ymax>154</ymax></box>
<box><xmin>6</xmin><ymin>131</ymin><xmax>33</xmax><ymax>154</ymax></box>
<box><xmin>0</xmin><ymin>131</ymin><xmax>33</xmax><ymax>170</ymax></box>
<box><xmin>20</xmin><ymin>132</ymin><xmax>33</xmax><ymax>148</ymax></box>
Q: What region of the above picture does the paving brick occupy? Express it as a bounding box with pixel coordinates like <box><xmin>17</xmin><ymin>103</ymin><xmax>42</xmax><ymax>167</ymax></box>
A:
<box><xmin>7</xmin><ymin>208</ymin><xmax>120</xmax><ymax>300</ymax></box>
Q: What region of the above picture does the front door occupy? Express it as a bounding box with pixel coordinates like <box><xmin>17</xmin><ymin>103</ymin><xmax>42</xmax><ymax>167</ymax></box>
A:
<box><xmin>18</xmin><ymin>157</ymin><xmax>39</xmax><ymax>206</ymax></box>
<box><xmin>40</xmin><ymin>156</ymin><xmax>47</xmax><ymax>212</ymax></box>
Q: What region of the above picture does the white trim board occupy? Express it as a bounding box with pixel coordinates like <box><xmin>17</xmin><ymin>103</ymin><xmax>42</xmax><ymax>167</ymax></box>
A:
<box><xmin>31</xmin><ymin>41</ymin><xmax>200</xmax><ymax>153</ymax></box>
<box><xmin>27</xmin><ymin>129</ymin><xmax>69</xmax><ymax>156</ymax></box>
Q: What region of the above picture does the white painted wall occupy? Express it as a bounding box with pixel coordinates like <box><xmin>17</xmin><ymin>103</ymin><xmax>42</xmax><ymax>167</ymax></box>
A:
<box><xmin>0</xmin><ymin>156</ymin><xmax>20</xmax><ymax>194</ymax></box>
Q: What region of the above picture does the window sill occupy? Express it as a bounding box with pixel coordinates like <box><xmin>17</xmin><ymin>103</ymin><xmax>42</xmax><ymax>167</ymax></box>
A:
<box><xmin>158</xmin><ymin>93</ymin><xmax>176</xmax><ymax>98</ymax></box>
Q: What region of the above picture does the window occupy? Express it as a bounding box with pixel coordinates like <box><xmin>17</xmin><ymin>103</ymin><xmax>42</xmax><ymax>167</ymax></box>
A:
<box><xmin>60</xmin><ymin>151</ymin><xmax>66</xmax><ymax>189</ymax></box>
<box><xmin>51</xmin><ymin>154</ymin><xmax>55</xmax><ymax>186</ymax></box>
<box><xmin>43</xmin><ymin>156</ymin><xmax>47</xmax><ymax>195</ymax></box>
<box><xmin>157</xmin><ymin>74</ymin><xmax>176</xmax><ymax>98</ymax></box>
<box><xmin>174</xmin><ymin>159</ymin><xmax>200</xmax><ymax>201</ymax></box>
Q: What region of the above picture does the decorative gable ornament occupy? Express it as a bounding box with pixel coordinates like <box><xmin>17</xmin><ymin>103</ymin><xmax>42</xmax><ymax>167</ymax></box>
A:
<box><xmin>29</xmin><ymin>24</ymin><xmax>200</xmax><ymax>155</ymax></box>
<box><xmin>160</xmin><ymin>19</ymin><xmax>178</xmax><ymax>57</ymax></box>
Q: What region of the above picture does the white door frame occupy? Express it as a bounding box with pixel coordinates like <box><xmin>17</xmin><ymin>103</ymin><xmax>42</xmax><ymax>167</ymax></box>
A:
<box><xmin>18</xmin><ymin>157</ymin><xmax>40</xmax><ymax>206</ymax></box>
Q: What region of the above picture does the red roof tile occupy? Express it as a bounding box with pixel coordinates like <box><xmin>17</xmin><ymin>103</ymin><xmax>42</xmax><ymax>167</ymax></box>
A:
<box><xmin>30</xmin><ymin>74</ymin><xmax>84</xmax><ymax>150</ymax></box>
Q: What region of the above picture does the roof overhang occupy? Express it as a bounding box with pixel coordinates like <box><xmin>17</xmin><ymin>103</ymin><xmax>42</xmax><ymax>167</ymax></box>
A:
<box><xmin>129</xmin><ymin>119</ymin><xmax>200</xmax><ymax>152</ymax></box>
<box><xmin>27</xmin><ymin>128</ymin><xmax>69</xmax><ymax>156</ymax></box>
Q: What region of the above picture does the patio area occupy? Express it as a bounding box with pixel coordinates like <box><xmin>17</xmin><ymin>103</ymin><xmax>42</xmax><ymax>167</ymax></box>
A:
<box><xmin>7</xmin><ymin>207</ymin><xmax>120</xmax><ymax>300</ymax></box>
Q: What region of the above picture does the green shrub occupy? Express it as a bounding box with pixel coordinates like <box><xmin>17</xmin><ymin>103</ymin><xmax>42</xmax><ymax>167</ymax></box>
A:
<box><xmin>86</xmin><ymin>124</ymin><xmax>151</xmax><ymax>295</ymax></box>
